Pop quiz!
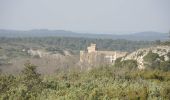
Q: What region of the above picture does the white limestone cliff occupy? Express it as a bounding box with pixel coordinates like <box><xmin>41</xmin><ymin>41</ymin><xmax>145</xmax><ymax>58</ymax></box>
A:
<box><xmin>122</xmin><ymin>46</ymin><xmax>170</xmax><ymax>69</ymax></box>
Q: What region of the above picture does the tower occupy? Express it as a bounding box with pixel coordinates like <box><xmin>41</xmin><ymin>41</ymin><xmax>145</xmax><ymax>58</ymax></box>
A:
<box><xmin>87</xmin><ymin>43</ymin><xmax>96</xmax><ymax>53</ymax></box>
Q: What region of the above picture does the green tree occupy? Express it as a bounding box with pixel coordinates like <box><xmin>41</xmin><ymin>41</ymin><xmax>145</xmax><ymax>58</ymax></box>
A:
<box><xmin>21</xmin><ymin>62</ymin><xmax>42</xmax><ymax>99</ymax></box>
<box><xmin>22</xmin><ymin>62</ymin><xmax>41</xmax><ymax>85</ymax></box>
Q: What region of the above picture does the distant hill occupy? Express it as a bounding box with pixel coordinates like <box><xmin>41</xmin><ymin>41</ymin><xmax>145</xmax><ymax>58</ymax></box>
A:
<box><xmin>0</xmin><ymin>29</ymin><xmax>168</xmax><ymax>41</ymax></box>
<box><xmin>118</xmin><ymin>31</ymin><xmax>169</xmax><ymax>41</ymax></box>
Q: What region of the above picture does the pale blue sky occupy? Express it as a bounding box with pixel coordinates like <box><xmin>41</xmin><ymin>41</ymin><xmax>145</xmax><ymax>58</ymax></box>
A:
<box><xmin>0</xmin><ymin>0</ymin><xmax>170</xmax><ymax>33</ymax></box>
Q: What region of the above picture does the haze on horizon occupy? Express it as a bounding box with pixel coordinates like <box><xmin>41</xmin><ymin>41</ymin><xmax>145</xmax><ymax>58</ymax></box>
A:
<box><xmin>0</xmin><ymin>0</ymin><xmax>170</xmax><ymax>34</ymax></box>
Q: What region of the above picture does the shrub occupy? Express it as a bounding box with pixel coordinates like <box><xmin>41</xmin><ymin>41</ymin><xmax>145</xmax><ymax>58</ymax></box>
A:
<box><xmin>160</xmin><ymin>86</ymin><xmax>170</xmax><ymax>99</ymax></box>
<box><xmin>1</xmin><ymin>63</ymin><xmax>170</xmax><ymax>99</ymax></box>
<box><xmin>20</xmin><ymin>62</ymin><xmax>43</xmax><ymax>99</ymax></box>
<box><xmin>143</xmin><ymin>51</ymin><xmax>159</xmax><ymax>62</ymax></box>
<box><xmin>114</xmin><ymin>59</ymin><xmax>137</xmax><ymax>69</ymax></box>
<box><xmin>114</xmin><ymin>57</ymin><xmax>122</xmax><ymax>67</ymax></box>
<box><xmin>122</xmin><ymin>60</ymin><xmax>138</xmax><ymax>69</ymax></box>
<box><xmin>159</xmin><ymin>61</ymin><xmax>170</xmax><ymax>71</ymax></box>
<box><xmin>143</xmin><ymin>51</ymin><xmax>164</xmax><ymax>69</ymax></box>
<box><xmin>127</xmin><ymin>87</ymin><xmax>148</xmax><ymax>100</ymax></box>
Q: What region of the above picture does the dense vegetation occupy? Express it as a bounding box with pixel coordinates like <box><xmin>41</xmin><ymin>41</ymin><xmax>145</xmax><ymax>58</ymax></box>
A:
<box><xmin>0</xmin><ymin>62</ymin><xmax>170</xmax><ymax>100</ymax></box>
<box><xmin>0</xmin><ymin>38</ymin><xmax>169</xmax><ymax>99</ymax></box>
<box><xmin>143</xmin><ymin>51</ymin><xmax>170</xmax><ymax>71</ymax></box>
<box><xmin>0</xmin><ymin>37</ymin><xmax>155</xmax><ymax>53</ymax></box>
<box><xmin>0</xmin><ymin>37</ymin><xmax>155</xmax><ymax>71</ymax></box>
<box><xmin>0</xmin><ymin>37</ymin><xmax>155</xmax><ymax>63</ymax></box>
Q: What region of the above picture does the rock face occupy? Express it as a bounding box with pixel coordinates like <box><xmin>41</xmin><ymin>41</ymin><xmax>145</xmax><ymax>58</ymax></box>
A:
<box><xmin>27</xmin><ymin>49</ymin><xmax>71</xmax><ymax>59</ymax></box>
<box><xmin>122</xmin><ymin>46</ymin><xmax>170</xmax><ymax>69</ymax></box>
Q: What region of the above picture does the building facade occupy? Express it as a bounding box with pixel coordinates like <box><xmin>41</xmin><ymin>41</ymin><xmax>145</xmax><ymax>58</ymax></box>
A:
<box><xmin>80</xmin><ymin>43</ymin><xmax>127</xmax><ymax>67</ymax></box>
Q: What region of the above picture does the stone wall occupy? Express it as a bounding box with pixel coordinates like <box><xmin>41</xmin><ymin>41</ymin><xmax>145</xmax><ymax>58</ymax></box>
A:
<box><xmin>80</xmin><ymin>44</ymin><xmax>127</xmax><ymax>67</ymax></box>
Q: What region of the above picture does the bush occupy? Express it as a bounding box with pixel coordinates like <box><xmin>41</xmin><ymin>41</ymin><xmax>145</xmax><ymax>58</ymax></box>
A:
<box><xmin>114</xmin><ymin>59</ymin><xmax>137</xmax><ymax>69</ymax></box>
<box><xmin>143</xmin><ymin>51</ymin><xmax>159</xmax><ymax>62</ymax></box>
<box><xmin>160</xmin><ymin>86</ymin><xmax>170</xmax><ymax>99</ymax></box>
<box><xmin>143</xmin><ymin>51</ymin><xmax>170</xmax><ymax>70</ymax></box>
<box><xmin>20</xmin><ymin>62</ymin><xmax>43</xmax><ymax>99</ymax></box>
<box><xmin>127</xmin><ymin>88</ymin><xmax>148</xmax><ymax>100</ymax></box>
<box><xmin>0</xmin><ymin>63</ymin><xmax>170</xmax><ymax>99</ymax></box>
<box><xmin>159</xmin><ymin>61</ymin><xmax>170</xmax><ymax>71</ymax></box>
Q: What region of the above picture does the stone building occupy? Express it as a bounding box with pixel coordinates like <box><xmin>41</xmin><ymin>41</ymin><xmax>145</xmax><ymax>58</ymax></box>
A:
<box><xmin>80</xmin><ymin>43</ymin><xmax>127</xmax><ymax>67</ymax></box>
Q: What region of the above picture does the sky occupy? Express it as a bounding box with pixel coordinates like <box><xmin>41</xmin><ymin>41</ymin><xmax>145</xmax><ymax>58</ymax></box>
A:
<box><xmin>0</xmin><ymin>0</ymin><xmax>170</xmax><ymax>34</ymax></box>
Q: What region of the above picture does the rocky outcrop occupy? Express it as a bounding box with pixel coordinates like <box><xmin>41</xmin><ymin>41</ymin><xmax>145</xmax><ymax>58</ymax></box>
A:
<box><xmin>121</xmin><ymin>46</ymin><xmax>170</xmax><ymax>69</ymax></box>
<box><xmin>27</xmin><ymin>49</ymin><xmax>71</xmax><ymax>59</ymax></box>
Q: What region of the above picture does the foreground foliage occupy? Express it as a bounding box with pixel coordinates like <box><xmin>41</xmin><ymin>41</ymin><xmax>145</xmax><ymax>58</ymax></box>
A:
<box><xmin>0</xmin><ymin>63</ymin><xmax>170</xmax><ymax>100</ymax></box>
